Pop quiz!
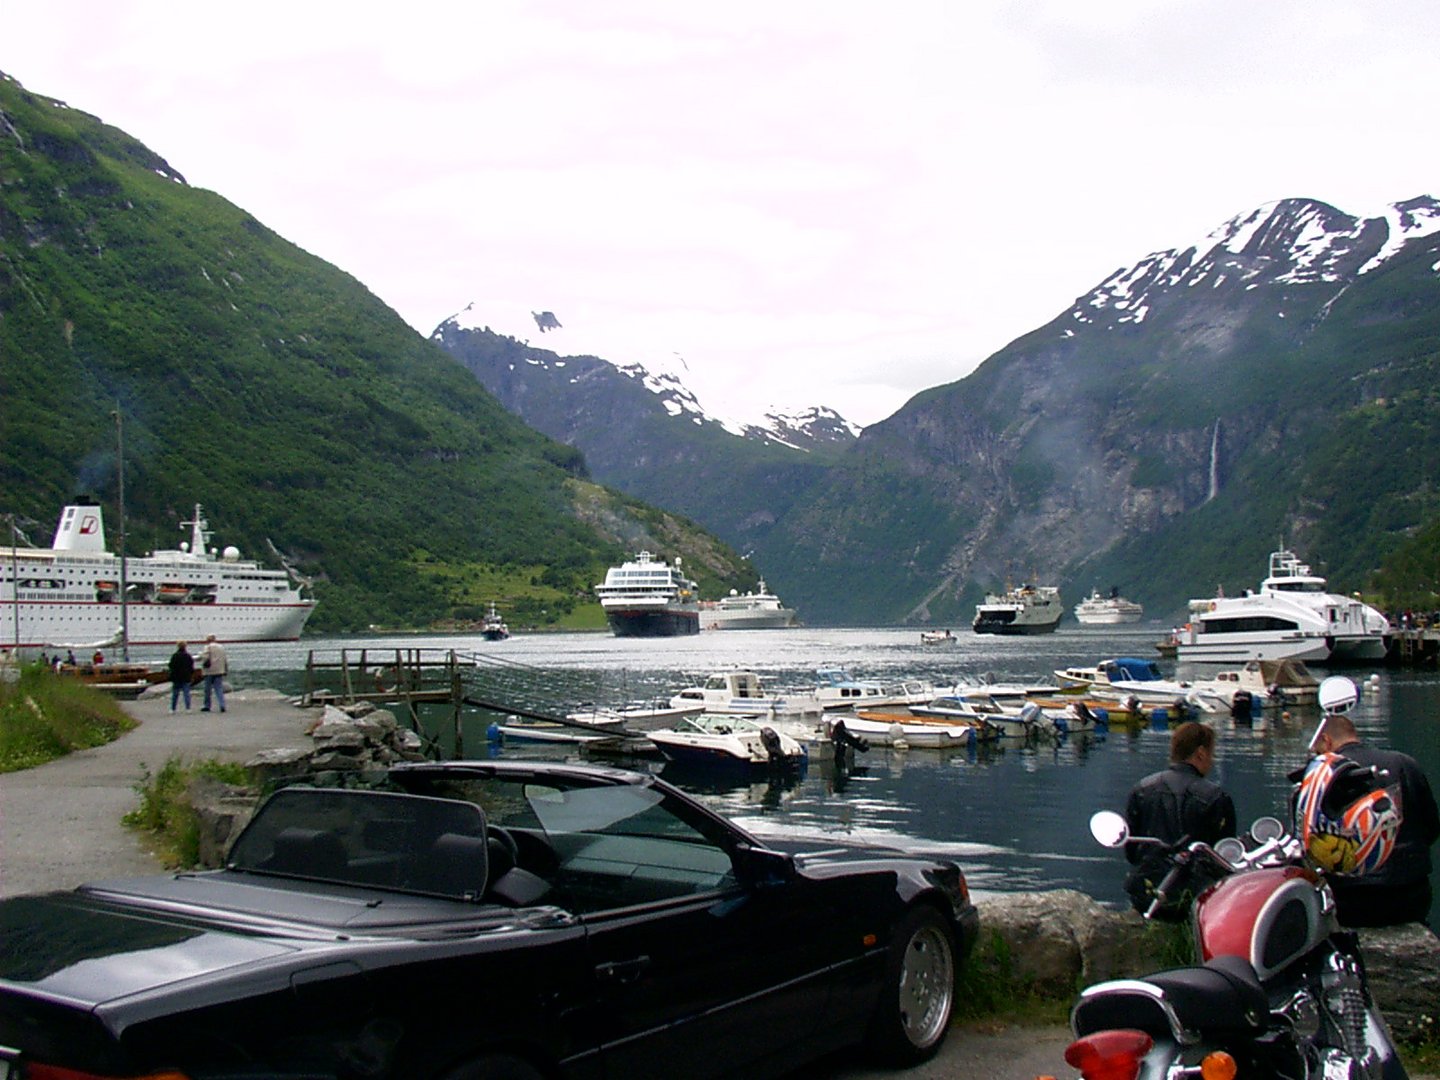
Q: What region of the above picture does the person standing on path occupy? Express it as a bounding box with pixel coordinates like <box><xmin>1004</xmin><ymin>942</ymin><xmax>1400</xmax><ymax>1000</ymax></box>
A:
<box><xmin>167</xmin><ymin>640</ymin><xmax>195</xmax><ymax>711</ymax></box>
<box><xmin>199</xmin><ymin>635</ymin><xmax>228</xmax><ymax>713</ymax></box>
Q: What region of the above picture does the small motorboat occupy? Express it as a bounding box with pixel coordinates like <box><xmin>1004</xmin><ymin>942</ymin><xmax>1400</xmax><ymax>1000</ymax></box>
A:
<box><xmin>668</xmin><ymin>670</ymin><xmax>822</xmax><ymax>720</ymax></box>
<box><xmin>919</xmin><ymin>629</ymin><xmax>957</xmax><ymax>646</ymax></box>
<box><xmin>848</xmin><ymin>710</ymin><xmax>998</xmax><ymax>749</ymax></box>
<box><xmin>647</xmin><ymin>714</ymin><xmax>808</xmax><ymax>772</ymax></box>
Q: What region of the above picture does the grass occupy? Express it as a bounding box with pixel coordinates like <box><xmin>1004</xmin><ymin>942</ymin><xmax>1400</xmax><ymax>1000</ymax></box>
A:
<box><xmin>123</xmin><ymin>756</ymin><xmax>251</xmax><ymax>867</ymax></box>
<box><xmin>0</xmin><ymin>664</ymin><xmax>135</xmax><ymax>772</ymax></box>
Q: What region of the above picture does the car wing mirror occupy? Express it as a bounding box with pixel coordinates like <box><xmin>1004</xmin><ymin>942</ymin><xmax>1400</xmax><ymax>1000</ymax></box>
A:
<box><xmin>735</xmin><ymin>844</ymin><xmax>796</xmax><ymax>887</ymax></box>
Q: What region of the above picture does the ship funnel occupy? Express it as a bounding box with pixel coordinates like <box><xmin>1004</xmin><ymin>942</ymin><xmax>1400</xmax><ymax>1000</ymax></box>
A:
<box><xmin>52</xmin><ymin>504</ymin><xmax>107</xmax><ymax>553</ymax></box>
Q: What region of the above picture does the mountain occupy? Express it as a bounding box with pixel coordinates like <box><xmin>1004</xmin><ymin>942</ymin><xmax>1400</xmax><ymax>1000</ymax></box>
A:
<box><xmin>438</xmin><ymin>198</ymin><xmax>1440</xmax><ymax>625</ymax></box>
<box><xmin>430</xmin><ymin>317</ymin><xmax>857</xmax><ymax>558</ymax></box>
<box><xmin>0</xmin><ymin>73</ymin><xmax>752</xmax><ymax>631</ymax></box>
<box><xmin>759</xmin><ymin>196</ymin><xmax>1440</xmax><ymax>623</ymax></box>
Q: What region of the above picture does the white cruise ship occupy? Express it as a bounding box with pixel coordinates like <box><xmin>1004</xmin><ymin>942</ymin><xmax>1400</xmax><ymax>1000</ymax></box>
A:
<box><xmin>1073</xmin><ymin>587</ymin><xmax>1145</xmax><ymax>625</ymax></box>
<box><xmin>3</xmin><ymin>501</ymin><xmax>315</xmax><ymax>649</ymax></box>
<box><xmin>595</xmin><ymin>551</ymin><xmax>700</xmax><ymax>637</ymax></box>
<box><xmin>699</xmin><ymin>579</ymin><xmax>797</xmax><ymax>630</ymax></box>
<box><xmin>973</xmin><ymin>583</ymin><xmax>1063</xmax><ymax>635</ymax></box>
<box><xmin>1177</xmin><ymin>548</ymin><xmax>1390</xmax><ymax>664</ymax></box>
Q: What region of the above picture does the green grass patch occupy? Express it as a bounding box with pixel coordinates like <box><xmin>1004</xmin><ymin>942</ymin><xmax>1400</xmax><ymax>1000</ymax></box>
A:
<box><xmin>123</xmin><ymin>756</ymin><xmax>251</xmax><ymax>867</ymax></box>
<box><xmin>0</xmin><ymin>665</ymin><xmax>135</xmax><ymax>772</ymax></box>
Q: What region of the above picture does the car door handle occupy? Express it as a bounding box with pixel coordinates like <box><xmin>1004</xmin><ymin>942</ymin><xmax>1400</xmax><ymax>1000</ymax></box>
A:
<box><xmin>595</xmin><ymin>956</ymin><xmax>651</xmax><ymax>985</ymax></box>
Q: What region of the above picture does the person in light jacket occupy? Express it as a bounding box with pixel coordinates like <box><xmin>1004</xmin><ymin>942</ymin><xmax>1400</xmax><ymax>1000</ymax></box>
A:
<box><xmin>199</xmin><ymin>635</ymin><xmax>228</xmax><ymax>713</ymax></box>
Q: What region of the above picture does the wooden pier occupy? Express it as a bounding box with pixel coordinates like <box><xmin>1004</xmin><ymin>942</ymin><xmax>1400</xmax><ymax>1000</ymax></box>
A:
<box><xmin>1389</xmin><ymin>628</ymin><xmax>1439</xmax><ymax>666</ymax></box>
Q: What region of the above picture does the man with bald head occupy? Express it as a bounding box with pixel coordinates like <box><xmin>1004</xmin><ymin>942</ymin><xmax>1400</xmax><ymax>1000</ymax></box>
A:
<box><xmin>1310</xmin><ymin>710</ymin><xmax>1439</xmax><ymax>927</ymax></box>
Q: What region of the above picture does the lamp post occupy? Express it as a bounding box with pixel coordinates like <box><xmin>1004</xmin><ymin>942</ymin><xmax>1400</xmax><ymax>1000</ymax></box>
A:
<box><xmin>8</xmin><ymin>515</ymin><xmax>19</xmax><ymax>656</ymax></box>
<box><xmin>112</xmin><ymin>407</ymin><xmax>130</xmax><ymax>662</ymax></box>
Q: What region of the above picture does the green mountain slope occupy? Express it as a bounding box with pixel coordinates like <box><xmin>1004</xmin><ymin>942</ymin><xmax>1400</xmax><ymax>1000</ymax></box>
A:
<box><xmin>0</xmin><ymin>73</ymin><xmax>746</xmax><ymax>631</ymax></box>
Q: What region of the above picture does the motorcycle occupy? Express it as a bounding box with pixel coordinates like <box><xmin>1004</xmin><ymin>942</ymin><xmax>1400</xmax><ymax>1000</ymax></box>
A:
<box><xmin>1054</xmin><ymin>677</ymin><xmax>1409</xmax><ymax>1080</ymax></box>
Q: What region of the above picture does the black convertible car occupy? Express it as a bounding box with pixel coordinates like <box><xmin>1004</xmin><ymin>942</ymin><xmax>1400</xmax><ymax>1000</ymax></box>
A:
<box><xmin>0</xmin><ymin>761</ymin><xmax>979</xmax><ymax>1079</ymax></box>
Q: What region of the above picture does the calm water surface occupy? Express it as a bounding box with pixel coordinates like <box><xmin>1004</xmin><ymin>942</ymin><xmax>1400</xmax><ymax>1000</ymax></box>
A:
<box><xmin>129</xmin><ymin>626</ymin><xmax>1439</xmax><ymax>922</ymax></box>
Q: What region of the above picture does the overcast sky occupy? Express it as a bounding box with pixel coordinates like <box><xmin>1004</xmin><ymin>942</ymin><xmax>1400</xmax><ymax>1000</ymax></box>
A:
<box><xmin>7</xmin><ymin>1</ymin><xmax>1438</xmax><ymax>426</ymax></box>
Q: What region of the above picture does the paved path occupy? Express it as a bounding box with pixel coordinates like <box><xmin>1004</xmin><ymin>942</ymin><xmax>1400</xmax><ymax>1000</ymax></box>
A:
<box><xmin>0</xmin><ymin>684</ymin><xmax>314</xmax><ymax>897</ymax></box>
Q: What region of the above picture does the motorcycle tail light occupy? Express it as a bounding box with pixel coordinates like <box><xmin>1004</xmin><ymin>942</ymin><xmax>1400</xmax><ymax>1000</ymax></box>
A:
<box><xmin>1062</xmin><ymin>1029</ymin><xmax>1153</xmax><ymax>1080</ymax></box>
<box><xmin>1200</xmin><ymin>1050</ymin><xmax>1238</xmax><ymax>1080</ymax></box>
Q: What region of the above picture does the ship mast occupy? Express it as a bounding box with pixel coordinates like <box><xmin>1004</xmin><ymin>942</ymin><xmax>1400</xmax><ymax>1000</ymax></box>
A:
<box><xmin>112</xmin><ymin>406</ymin><xmax>130</xmax><ymax>662</ymax></box>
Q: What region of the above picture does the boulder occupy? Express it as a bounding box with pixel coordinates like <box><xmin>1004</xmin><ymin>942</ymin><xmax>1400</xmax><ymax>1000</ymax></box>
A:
<box><xmin>186</xmin><ymin>774</ymin><xmax>258</xmax><ymax>867</ymax></box>
<box><xmin>243</xmin><ymin>746</ymin><xmax>313</xmax><ymax>788</ymax></box>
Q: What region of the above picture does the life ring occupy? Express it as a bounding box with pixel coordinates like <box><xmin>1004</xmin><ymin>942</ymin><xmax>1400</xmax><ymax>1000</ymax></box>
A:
<box><xmin>374</xmin><ymin>666</ymin><xmax>399</xmax><ymax>693</ymax></box>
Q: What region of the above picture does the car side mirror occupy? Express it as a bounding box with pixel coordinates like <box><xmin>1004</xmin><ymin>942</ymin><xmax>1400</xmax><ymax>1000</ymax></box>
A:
<box><xmin>734</xmin><ymin>845</ymin><xmax>796</xmax><ymax>887</ymax></box>
<box><xmin>1089</xmin><ymin>810</ymin><xmax>1129</xmax><ymax>848</ymax></box>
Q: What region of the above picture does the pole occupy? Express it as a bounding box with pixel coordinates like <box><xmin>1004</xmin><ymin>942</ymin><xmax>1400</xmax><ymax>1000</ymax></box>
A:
<box><xmin>112</xmin><ymin>407</ymin><xmax>130</xmax><ymax>662</ymax></box>
<box><xmin>9</xmin><ymin>517</ymin><xmax>19</xmax><ymax>655</ymax></box>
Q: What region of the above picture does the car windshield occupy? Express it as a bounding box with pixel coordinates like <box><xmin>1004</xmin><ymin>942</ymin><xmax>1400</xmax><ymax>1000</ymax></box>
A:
<box><xmin>228</xmin><ymin>788</ymin><xmax>490</xmax><ymax>900</ymax></box>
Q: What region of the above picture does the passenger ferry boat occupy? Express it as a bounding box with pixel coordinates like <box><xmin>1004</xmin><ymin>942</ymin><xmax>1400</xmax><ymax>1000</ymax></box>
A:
<box><xmin>595</xmin><ymin>551</ymin><xmax>700</xmax><ymax>637</ymax></box>
<box><xmin>1073</xmin><ymin>587</ymin><xmax>1144</xmax><ymax>625</ymax></box>
<box><xmin>699</xmin><ymin>578</ymin><xmax>796</xmax><ymax>630</ymax></box>
<box><xmin>973</xmin><ymin>583</ymin><xmax>1063</xmax><ymax>635</ymax></box>
<box><xmin>1177</xmin><ymin>548</ymin><xmax>1390</xmax><ymax>664</ymax></box>
<box><xmin>3</xmin><ymin>501</ymin><xmax>315</xmax><ymax>648</ymax></box>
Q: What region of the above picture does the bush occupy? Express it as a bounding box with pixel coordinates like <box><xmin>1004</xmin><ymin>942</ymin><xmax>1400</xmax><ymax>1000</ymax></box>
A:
<box><xmin>0</xmin><ymin>664</ymin><xmax>134</xmax><ymax>772</ymax></box>
<box><xmin>123</xmin><ymin>756</ymin><xmax>250</xmax><ymax>867</ymax></box>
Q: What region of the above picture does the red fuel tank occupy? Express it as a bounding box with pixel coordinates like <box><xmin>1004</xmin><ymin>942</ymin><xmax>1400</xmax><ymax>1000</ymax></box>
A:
<box><xmin>1195</xmin><ymin>865</ymin><xmax>1336</xmax><ymax>981</ymax></box>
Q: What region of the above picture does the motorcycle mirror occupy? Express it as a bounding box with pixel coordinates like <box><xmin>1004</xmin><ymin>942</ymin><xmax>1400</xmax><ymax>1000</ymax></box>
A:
<box><xmin>1250</xmin><ymin>816</ymin><xmax>1284</xmax><ymax>843</ymax></box>
<box><xmin>1317</xmin><ymin>676</ymin><xmax>1359</xmax><ymax>716</ymax></box>
<box><xmin>1089</xmin><ymin>810</ymin><xmax>1129</xmax><ymax>848</ymax></box>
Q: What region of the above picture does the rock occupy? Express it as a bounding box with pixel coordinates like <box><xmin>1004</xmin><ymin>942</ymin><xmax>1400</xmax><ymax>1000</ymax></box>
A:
<box><xmin>1355</xmin><ymin>923</ymin><xmax>1440</xmax><ymax>1041</ymax></box>
<box><xmin>243</xmin><ymin>746</ymin><xmax>313</xmax><ymax>788</ymax></box>
<box><xmin>309</xmin><ymin>751</ymin><xmax>364</xmax><ymax>771</ymax></box>
<box><xmin>186</xmin><ymin>775</ymin><xmax>258</xmax><ymax>868</ymax></box>
<box><xmin>310</xmin><ymin>724</ymin><xmax>367</xmax><ymax>752</ymax></box>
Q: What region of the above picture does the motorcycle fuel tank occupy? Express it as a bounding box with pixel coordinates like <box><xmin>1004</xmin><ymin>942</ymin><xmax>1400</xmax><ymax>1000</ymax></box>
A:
<box><xmin>1195</xmin><ymin>865</ymin><xmax>1337</xmax><ymax>981</ymax></box>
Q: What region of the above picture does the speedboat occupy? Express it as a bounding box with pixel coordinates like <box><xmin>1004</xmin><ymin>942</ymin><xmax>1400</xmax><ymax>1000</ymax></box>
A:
<box><xmin>919</xmin><ymin>628</ymin><xmax>958</xmax><ymax>646</ymax></box>
<box><xmin>1053</xmin><ymin>657</ymin><xmax>1207</xmax><ymax>713</ymax></box>
<box><xmin>647</xmin><ymin>715</ymin><xmax>808</xmax><ymax>772</ymax></box>
<box><xmin>847</xmin><ymin>710</ymin><xmax>998</xmax><ymax>749</ymax></box>
<box><xmin>1176</xmin><ymin>549</ymin><xmax>1390</xmax><ymax>664</ymax></box>
<box><xmin>1179</xmin><ymin>658</ymin><xmax>1320</xmax><ymax>711</ymax></box>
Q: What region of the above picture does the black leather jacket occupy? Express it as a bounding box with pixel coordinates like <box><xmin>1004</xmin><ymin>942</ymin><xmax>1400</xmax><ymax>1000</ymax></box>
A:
<box><xmin>1124</xmin><ymin>762</ymin><xmax>1237</xmax><ymax>865</ymax></box>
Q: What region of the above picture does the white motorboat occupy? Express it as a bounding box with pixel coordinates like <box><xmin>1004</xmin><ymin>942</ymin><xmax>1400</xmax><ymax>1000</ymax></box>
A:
<box><xmin>1177</xmin><ymin>549</ymin><xmax>1390</xmax><ymax>664</ymax></box>
<box><xmin>3</xmin><ymin>501</ymin><xmax>315</xmax><ymax>648</ymax></box>
<box><xmin>847</xmin><ymin>710</ymin><xmax>998</xmax><ymax>749</ymax></box>
<box><xmin>808</xmin><ymin>667</ymin><xmax>935</xmax><ymax>711</ymax></box>
<box><xmin>648</xmin><ymin>715</ymin><xmax>808</xmax><ymax>772</ymax></box>
<box><xmin>1053</xmin><ymin>657</ymin><xmax>1209</xmax><ymax>713</ymax></box>
<box><xmin>668</xmin><ymin>670</ymin><xmax>823</xmax><ymax>720</ymax></box>
<box><xmin>1179</xmin><ymin>658</ymin><xmax>1320</xmax><ymax>711</ymax></box>
<box><xmin>909</xmin><ymin>692</ymin><xmax>1083</xmax><ymax>739</ymax></box>
<box><xmin>480</xmin><ymin>602</ymin><xmax>509</xmax><ymax>641</ymax></box>
<box><xmin>972</xmin><ymin>583</ymin><xmax>1063</xmax><ymax>635</ymax></box>
<box><xmin>1073</xmin><ymin>587</ymin><xmax>1145</xmax><ymax>625</ymax></box>
<box><xmin>699</xmin><ymin>579</ymin><xmax>797</xmax><ymax>630</ymax></box>
<box><xmin>595</xmin><ymin>551</ymin><xmax>700</xmax><ymax>637</ymax></box>
<box><xmin>919</xmin><ymin>628</ymin><xmax>958</xmax><ymax>646</ymax></box>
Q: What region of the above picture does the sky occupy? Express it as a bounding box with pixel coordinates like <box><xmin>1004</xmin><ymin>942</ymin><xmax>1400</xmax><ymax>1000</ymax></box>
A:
<box><xmin>6</xmin><ymin>1</ymin><xmax>1439</xmax><ymax>427</ymax></box>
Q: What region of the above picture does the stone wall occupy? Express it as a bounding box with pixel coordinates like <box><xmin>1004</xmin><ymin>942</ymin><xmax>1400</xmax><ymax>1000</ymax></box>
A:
<box><xmin>976</xmin><ymin>891</ymin><xmax>1440</xmax><ymax>1041</ymax></box>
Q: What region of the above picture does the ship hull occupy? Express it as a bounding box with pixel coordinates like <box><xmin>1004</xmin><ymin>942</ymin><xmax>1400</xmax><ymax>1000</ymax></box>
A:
<box><xmin>604</xmin><ymin>608</ymin><xmax>701</xmax><ymax>637</ymax></box>
<box><xmin>973</xmin><ymin>613</ymin><xmax>1061</xmax><ymax>635</ymax></box>
<box><xmin>8</xmin><ymin>598</ymin><xmax>314</xmax><ymax>648</ymax></box>
<box><xmin>700</xmin><ymin>609</ymin><xmax>796</xmax><ymax>630</ymax></box>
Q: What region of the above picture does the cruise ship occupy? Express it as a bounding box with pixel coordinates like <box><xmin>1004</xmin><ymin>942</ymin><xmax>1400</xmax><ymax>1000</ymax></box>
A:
<box><xmin>3</xmin><ymin>501</ymin><xmax>315</xmax><ymax>649</ymax></box>
<box><xmin>1177</xmin><ymin>548</ymin><xmax>1390</xmax><ymax>664</ymax></box>
<box><xmin>973</xmin><ymin>583</ymin><xmax>1063</xmax><ymax>635</ymax></box>
<box><xmin>595</xmin><ymin>551</ymin><xmax>700</xmax><ymax>637</ymax></box>
<box><xmin>1073</xmin><ymin>587</ymin><xmax>1145</xmax><ymax>625</ymax></box>
<box><xmin>699</xmin><ymin>579</ymin><xmax>797</xmax><ymax>630</ymax></box>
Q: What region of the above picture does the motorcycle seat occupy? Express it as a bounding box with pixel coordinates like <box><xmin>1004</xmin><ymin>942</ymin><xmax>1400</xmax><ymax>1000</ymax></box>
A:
<box><xmin>1144</xmin><ymin>955</ymin><xmax>1269</xmax><ymax>1034</ymax></box>
<box><xmin>1073</xmin><ymin>955</ymin><xmax>1269</xmax><ymax>1044</ymax></box>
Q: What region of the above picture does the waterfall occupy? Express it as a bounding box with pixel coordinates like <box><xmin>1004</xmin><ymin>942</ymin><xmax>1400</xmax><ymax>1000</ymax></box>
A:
<box><xmin>1206</xmin><ymin>420</ymin><xmax>1221</xmax><ymax>502</ymax></box>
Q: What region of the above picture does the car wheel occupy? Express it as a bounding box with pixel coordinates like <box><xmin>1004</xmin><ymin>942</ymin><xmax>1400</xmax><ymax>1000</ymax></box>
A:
<box><xmin>867</xmin><ymin>905</ymin><xmax>957</xmax><ymax>1065</ymax></box>
<box><xmin>439</xmin><ymin>1052</ymin><xmax>544</xmax><ymax>1080</ymax></box>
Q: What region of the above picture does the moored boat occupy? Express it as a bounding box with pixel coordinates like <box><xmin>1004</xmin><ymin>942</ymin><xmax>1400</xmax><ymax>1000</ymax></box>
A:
<box><xmin>668</xmin><ymin>670</ymin><xmax>823</xmax><ymax>720</ymax></box>
<box><xmin>1177</xmin><ymin>549</ymin><xmax>1390</xmax><ymax>664</ymax></box>
<box><xmin>648</xmin><ymin>715</ymin><xmax>808</xmax><ymax>773</ymax></box>
<box><xmin>2</xmin><ymin>501</ymin><xmax>315</xmax><ymax>648</ymax></box>
<box><xmin>595</xmin><ymin>551</ymin><xmax>700</xmax><ymax>637</ymax></box>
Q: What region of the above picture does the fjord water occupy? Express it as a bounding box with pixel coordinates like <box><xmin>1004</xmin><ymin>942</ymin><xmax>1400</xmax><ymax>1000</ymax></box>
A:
<box><xmin>200</xmin><ymin>626</ymin><xmax>1439</xmax><ymax>922</ymax></box>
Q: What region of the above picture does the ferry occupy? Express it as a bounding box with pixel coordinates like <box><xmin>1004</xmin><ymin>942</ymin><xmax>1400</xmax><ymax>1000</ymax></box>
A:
<box><xmin>699</xmin><ymin>578</ymin><xmax>797</xmax><ymax>630</ymax></box>
<box><xmin>1177</xmin><ymin>549</ymin><xmax>1390</xmax><ymax>664</ymax></box>
<box><xmin>595</xmin><ymin>551</ymin><xmax>700</xmax><ymax>637</ymax></box>
<box><xmin>973</xmin><ymin>583</ymin><xmax>1063</xmax><ymax>635</ymax></box>
<box><xmin>3</xmin><ymin>501</ymin><xmax>315</xmax><ymax>648</ymax></box>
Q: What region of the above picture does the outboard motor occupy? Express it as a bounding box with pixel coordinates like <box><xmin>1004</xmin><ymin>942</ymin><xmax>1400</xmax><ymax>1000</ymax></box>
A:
<box><xmin>1230</xmin><ymin>689</ymin><xmax>1254</xmax><ymax>723</ymax></box>
<box><xmin>828</xmin><ymin>718</ymin><xmax>870</xmax><ymax>753</ymax></box>
<box><xmin>760</xmin><ymin>726</ymin><xmax>787</xmax><ymax>766</ymax></box>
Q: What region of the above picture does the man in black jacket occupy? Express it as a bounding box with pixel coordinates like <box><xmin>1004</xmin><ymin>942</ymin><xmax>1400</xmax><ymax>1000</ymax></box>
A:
<box><xmin>1311</xmin><ymin>711</ymin><xmax>1440</xmax><ymax>927</ymax></box>
<box><xmin>1123</xmin><ymin>722</ymin><xmax>1237</xmax><ymax>917</ymax></box>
